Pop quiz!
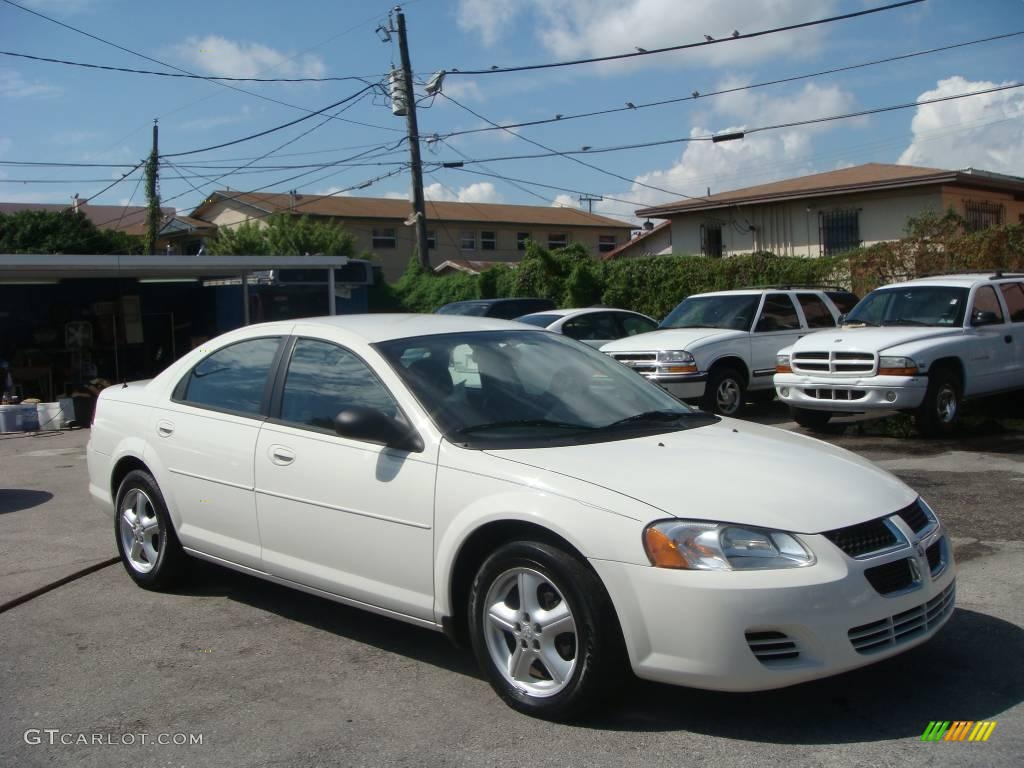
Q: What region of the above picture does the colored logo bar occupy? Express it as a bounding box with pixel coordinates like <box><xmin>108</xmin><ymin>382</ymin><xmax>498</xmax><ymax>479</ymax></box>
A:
<box><xmin>921</xmin><ymin>721</ymin><xmax>997</xmax><ymax>742</ymax></box>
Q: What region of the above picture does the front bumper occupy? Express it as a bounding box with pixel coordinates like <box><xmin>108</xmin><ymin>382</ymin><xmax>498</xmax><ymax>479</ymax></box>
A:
<box><xmin>591</xmin><ymin>528</ymin><xmax>955</xmax><ymax>692</ymax></box>
<box><xmin>649</xmin><ymin>372</ymin><xmax>708</xmax><ymax>401</ymax></box>
<box><xmin>774</xmin><ymin>373</ymin><xmax>928</xmax><ymax>413</ymax></box>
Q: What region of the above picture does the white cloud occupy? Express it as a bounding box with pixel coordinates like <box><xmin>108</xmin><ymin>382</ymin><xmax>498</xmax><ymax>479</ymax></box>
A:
<box><xmin>441</xmin><ymin>78</ymin><xmax>484</xmax><ymax>103</ymax></box>
<box><xmin>172</xmin><ymin>35</ymin><xmax>326</xmax><ymax>79</ymax></box>
<box><xmin>0</xmin><ymin>70</ymin><xmax>61</xmax><ymax>99</ymax></box>
<box><xmin>456</xmin><ymin>0</ymin><xmax>837</xmax><ymax>70</ymax></box>
<box><xmin>424</xmin><ymin>181</ymin><xmax>502</xmax><ymax>203</ymax></box>
<box><xmin>550</xmin><ymin>194</ymin><xmax>577</xmax><ymax>208</ymax></box>
<box><xmin>897</xmin><ymin>76</ymin><xmax>1024</xmax><ymax>175</ymax></box>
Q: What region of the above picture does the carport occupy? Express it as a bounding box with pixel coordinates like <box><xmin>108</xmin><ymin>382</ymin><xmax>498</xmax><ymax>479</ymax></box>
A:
<box><xmin>0</xmin><ymin>254</ymin><xmax>373</xmax><ymax>400</ymax></box>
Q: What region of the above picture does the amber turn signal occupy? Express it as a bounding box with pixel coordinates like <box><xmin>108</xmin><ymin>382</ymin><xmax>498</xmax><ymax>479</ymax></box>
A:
<box><xmin>878</xmin><ymin>366</ymin><xmax>918</xmax><ymax>376</ymax></box>
<box><xmin>663</xmin><ymin>364</ymin><xmax>698</xmax><ymax>374</ymax></box>
<box><xmin>775</xmin><ymin>363</ymin><xmax>792</xmax><ymax>373</ymax></box>
<box><xmin>643</xmin><ymin>527</ymin><xmax>690</xmax><ymax>569</ymax></box>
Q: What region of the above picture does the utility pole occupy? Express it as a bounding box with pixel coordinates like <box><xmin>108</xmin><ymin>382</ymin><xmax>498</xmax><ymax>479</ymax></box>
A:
<box><xmin>391</xmin><ymin>8</ymin><xmax>430</xmax><ymax>269</ymax></box>
<box><xmin>578</xmin><ymin>194</ymin><xmax>603</xmax><ymax>213</ymax></box>
<box><xmin>144</xmin><ymin>118</ymin><xmax>160</xmax><ymax>255</ymax></box>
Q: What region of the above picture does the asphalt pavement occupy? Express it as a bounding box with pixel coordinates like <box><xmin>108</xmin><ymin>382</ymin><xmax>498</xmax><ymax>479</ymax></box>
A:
<box><xmin>1</xmin><ymin>414</ymin><xmax>1022</xmax><ymax>768</ymax></box>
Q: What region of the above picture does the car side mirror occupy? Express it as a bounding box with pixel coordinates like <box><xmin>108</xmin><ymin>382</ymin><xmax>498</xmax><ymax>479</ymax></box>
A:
<box><xmin>334</xmin><ymin>406</ymin><xmax>424</xmax><ymax>453</ymax></box>
<box><xmin>971</xmin><ymin>310</ymin><xmax>1001</xmax><ymax>327</ymax></box>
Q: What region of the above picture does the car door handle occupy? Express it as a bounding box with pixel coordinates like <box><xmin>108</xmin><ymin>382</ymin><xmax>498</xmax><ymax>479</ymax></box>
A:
<box><xmin>269</xmin><ymin>445</ymin><xmax>295</xmax><ymax>466</ymax></box>
<box><xmin>1006</xmin><ymin>335</ymin><xmax>1013</xmax><ymax>344</ymax></box>
<box><xmin>156</xmin><ymin>419</ymin><xmax>174</xmax><ymax>437</ymax></box>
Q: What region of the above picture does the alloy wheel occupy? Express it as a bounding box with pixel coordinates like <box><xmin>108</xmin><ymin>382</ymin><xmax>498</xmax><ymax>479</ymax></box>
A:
<box><xmin>935</xmin><ymin>383</ymin><xmax>958</xmax><ymax>424</ymax></box>
<box><xmin>716</xmin><ymin>378</ymin><xmax>742</xmax><ymax>415</ymax></box>
<box><xmin>118</xmin><ymin>489</ymin><xmax>161</xmax><ymax>574</ymax></box>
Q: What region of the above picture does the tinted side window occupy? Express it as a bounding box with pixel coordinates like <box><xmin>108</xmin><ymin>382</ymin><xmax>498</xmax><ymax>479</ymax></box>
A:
<box><xmin>826</xmin><ymin>291</ymin><xmax>859</xmax><ymax>314</ymax></box>
<box><xmin>797</xmin><ymin>293</ymin><xmax>836</xmax><ymax>328</ymax></box>
<box><xmin>756</xmin><ymin>294</ymin><xmax>800</xmax><ymax>331</ymax></box>
<box><xmin>182</xmin><ymin>337</ymin><xmax>281</xmax><ymax>415</ymax></box>
<box><xmin>280</xmin><ymin>339</ymin><xmax>398</xmax><ymax>432</ymax></box>
<box><xmin>999</xmin><ymin>281</ymin><xmax>1024</xmax><ymax>322</ymax></box>
<box><xmin>619</xmin><ymin>313</ymin><xmax>658</xmax><ymax>336</ymax></box>
<box><xmin>971</xmin><ymin>285</ymin><xmax>1005</xmax><ymax>325</ymax></box>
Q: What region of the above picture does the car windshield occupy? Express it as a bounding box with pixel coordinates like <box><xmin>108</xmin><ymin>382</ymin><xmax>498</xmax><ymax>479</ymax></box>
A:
<box><xmin>845</xmin><ymin>286</ymin><xmax>969</xmax><ymax>327</ymax></box>
<box><xmin>515</xmin><ymin>313</ymin><xmax>559</xmax><ymax>327</ymax></box>
<box><xmin>436</xmin><ymin>302</ymin><xmax>489</xmax><ymax>316</ymax></box>
<box><xmin>660</xmin><ymin>294</ymin><xmax>761</xmax><ymax>331</ymax></box>
<box><xmin>375</xmin><ymin>330</ymin><xmax>716</xmax><ymax>448</ymax></box>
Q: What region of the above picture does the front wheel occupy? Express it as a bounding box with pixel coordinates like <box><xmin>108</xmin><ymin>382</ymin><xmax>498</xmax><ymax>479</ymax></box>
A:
<box><xmin>915</xmin><ymin>369</ymin><xmax>962</xmax><ymax>437</ymax></box>
<box><xmin>702</xmin><ymin>366</ymin><xmax>746</xmax><ymax>417</ymax></box>
<box><xmin>114</xmin><ymin>469</ymin><xmax>186</xmax><ymax>590</ymax></box>
<box><xmin>790</xmin><ymin>407</ymin><xmax>832</xmax><ymax>431</ymax></box>
<box><xmin>468</xmin><ymin>541</ymin><xmax>626</xmax><ymax>721</ymax></box>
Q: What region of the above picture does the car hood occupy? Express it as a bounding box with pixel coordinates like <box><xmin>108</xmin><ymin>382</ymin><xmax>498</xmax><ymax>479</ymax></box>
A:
<box><xmin>792</xmin><ymin>326</ymin><xmax>961</xmax><ymax>353</ymax></box>
<box><xmin>483</xmin><ymin>419</ymin><xmax>914</xmax><ymax>533</ymax></box>
<box><xmin>601</xmin><ymin>327</ymin><xmax>744</xmax><ymax>352</ymax></box>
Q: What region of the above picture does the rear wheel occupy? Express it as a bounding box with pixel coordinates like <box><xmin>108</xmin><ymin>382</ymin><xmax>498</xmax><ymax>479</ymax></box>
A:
<box><xmin>915</xmin><ymin>368</ymin><xmax>961</xmax><ymax>437</ymax></box>
<box><xmin>702</xmin><ymin>366</ymin><xmax>746</xmax><ymax>417</ymax></box>
<box><xmin>790</xmin><ymin>407</ymin><xmax>832</xmax><ymax>431</ymax></box>
<box><xmin>468</xmin><ymin>541</ymin><xmax>626</xmax><ymax>721</ymax></box>
<box><xmin>114</xmin><ymin>469</ymin><xmax>186</xmax><ymax>590</ymax></box>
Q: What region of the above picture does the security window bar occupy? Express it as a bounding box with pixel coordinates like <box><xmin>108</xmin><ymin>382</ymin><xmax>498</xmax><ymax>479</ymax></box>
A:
<box><xmin>701</xmin><ymin>223</ymin><xmax>724</xmax><ymax>257</ymax></box>
<box><xmin>964</xmin><ymin>200</ymin><xmax>1004</xmax><ymax>232</ymax></box>
<box><xmin>371</xmin><ymin>228</ymin><xmax>397</xmax><ymax>249</ymax></box>
<box><xmin>819</xmin><ymin>209</ymin><xmax>860</xmax><ymax>257</ymax></box>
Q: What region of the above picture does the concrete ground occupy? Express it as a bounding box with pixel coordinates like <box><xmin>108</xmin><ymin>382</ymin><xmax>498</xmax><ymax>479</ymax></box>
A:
<box><xmin>1</xmin><ymin>414</ymin><xmax>1022</xmax><ymax>768</ymax></box>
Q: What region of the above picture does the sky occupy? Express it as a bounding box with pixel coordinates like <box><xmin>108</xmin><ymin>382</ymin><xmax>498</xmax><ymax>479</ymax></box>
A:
<box><xmin>1</xmin><ymin>0</ymin><xmax>1022</xmax><ymax>225</ymax></box>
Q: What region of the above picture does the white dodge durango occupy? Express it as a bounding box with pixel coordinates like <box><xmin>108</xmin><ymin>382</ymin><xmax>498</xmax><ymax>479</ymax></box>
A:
<box><xmin>87</xmin><ymin>314</ymin><xmax>955</xmax><ymax>719</ymax></box>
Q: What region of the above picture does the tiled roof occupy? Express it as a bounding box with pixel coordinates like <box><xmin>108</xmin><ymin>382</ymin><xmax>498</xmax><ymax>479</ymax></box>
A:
<box><xmin>601</xmin><ymin>220</ymin><xmax>670</xmax><ymax>260</ymax></box>
<box><xmin>192</xmin><ymin>191</ymin><xmax>631</xmax><ymax>229</ymax></box>
<box><xmin>636</xmin><ymin>163</ymin><xmax>1024</xmax><ymax>217</ymax></box>
<box><xmin>0</xmin><ymin>202</ymin><xmax>176</xmax><ymax>235</ymax></box>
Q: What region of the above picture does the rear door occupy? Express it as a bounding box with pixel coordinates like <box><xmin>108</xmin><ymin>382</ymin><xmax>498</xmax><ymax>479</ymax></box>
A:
<box><xmin>152</xmin><ymin>335</ymin><xmax>284</xmax><ymax>569</ymax></box>
<box><xmin>750</xmin><ymin>293</ymin><xmax>805</xmax><ymax>388</ymax></box>
<box><xmin>966</xmin><ymin>284</ymin><xmax>1011</xmax><ymax>395</ymax></box>
<box><xmin>997</xmin><ymin>281</ymin><xmax>1024</xmax><ymax>387</ymax></box>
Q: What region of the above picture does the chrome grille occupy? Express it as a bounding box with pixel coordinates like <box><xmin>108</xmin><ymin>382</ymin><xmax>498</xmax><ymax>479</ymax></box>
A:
<box><xmin>864</xmin><ymin>558</ymin><xmax>918</xmax><ymax>595</ymax></box>
<box><xmin>792</xmin><ymin>350</ymin><xmax>876</xmax><ymax>376</ymax></box>
<box><xmin>898</xmin><ymin>500</ymin><xmax>933</xmax><ymax>534</ymax></box>
<box><xmin>608</xmin><ymin>351</ymin><xmax>658</xmax><ymax>375</ymax></box>
<box><xmin>745</xmin><ymin>630</ymin><xmax>799</xmax><ymax>664</ymax></box>
<box><xmin>824</xmin><ymin>517</ymin><xmax>902</xmax><ymax>558</ymax></box>
<box><xmin>848</xmin><ymin>582</ymin><xmax>955</xmax><ymax>654</ymax></box>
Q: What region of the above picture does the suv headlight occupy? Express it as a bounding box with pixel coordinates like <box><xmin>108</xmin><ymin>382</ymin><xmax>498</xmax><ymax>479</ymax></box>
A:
<box><xmin>878</xmin><ymin>356</ymin><xmax>918</xmax><ymax>376</ymax></box>
<box><xmin>656</xmin><ymin>350</ymin><xmax>697</xmax><ymax>373</ymax></box>
<box><xmin>643</xmin><ymin>520</ymin><xmax>815</xmax><ymax>570</ymax></box>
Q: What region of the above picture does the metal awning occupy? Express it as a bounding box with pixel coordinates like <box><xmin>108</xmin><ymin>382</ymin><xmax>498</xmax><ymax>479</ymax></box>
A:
<box><xmin>0</xmin><ymin>253</ymin><xmax>352</xmax><ymax>280</ymax></box>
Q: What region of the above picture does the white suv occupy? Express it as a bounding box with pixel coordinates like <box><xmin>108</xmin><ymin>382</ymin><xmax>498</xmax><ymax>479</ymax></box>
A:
<box><xmin>775</xmin><ymin>273</ymin><xmax>1024</xmax><ymax>435</ymax></box>
<box><xmin>601</xmin><ymin>288</ymin><xmax>857</xmax><ymax>416</ymax></box>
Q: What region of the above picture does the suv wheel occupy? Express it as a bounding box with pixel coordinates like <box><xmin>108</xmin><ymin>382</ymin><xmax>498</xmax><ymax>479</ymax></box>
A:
<box><xmin>703</xmin><ymin>366</ymin><xmax>746</xmax><ymax>417</ymax></box>
<box><xmin>468</xmin><ymin>541</ymin><xmax>626</xmax><ymax>721</ymax></box>
<box><xmin>915</xmin><ymin>368</ymin><xmax>961</xmax><ymax>437</ymax></box>
<box><xmin>790</xmin><ymin>407</ymin><xmax>832</xmax><ymax>431</ymax></box>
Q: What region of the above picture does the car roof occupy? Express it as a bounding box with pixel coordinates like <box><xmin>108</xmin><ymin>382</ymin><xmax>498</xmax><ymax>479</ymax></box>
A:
<box><xmin>878</xmin><ymin>274</ymin><xmax>1010</xmax><ymax>290</ymax></box>
<box><xmin>254</xmin><ymin>313</ymin><xmax>543</xmax><ymax>343</ymax></box>
<box><xmin>518</xmin><ymin>307</ymin><xmax>641</xmax><ymax>320</ymax></box>
<box><xmin>440</xmin><ymin>297</ymin><xmax>548</xmax><ymax>307</ymax></box>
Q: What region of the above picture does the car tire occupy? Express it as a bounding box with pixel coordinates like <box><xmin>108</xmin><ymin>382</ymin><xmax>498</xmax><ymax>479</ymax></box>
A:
<box><xmin>790</xmin><ymin>407</ymin><xmax>833</xmax><ymax>431</ymax></box>
<box><xmin>702</xmin><ymin>366</ymin><xmax>746</xmax><ymax>417</ymax></box>
<box><xmin>114</xmin><ymin>469</ymin><xmax>186</xmax><ymax>590</ymax></box>
<box><xmin>915</xmin><ymin>368</ymin><xmax>962</xmax><ymax>437</ymax></box>
<box><xmin>468</xmin><ymin>540</ymin><xmax>627</xmax><ymax>721</ymax></box>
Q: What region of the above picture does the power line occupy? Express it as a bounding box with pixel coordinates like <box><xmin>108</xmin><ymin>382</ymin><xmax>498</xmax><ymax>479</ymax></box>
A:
<box><xmin>0</xmin><ymin>50</ymin><xmax>385</xmax><ymax>82</ymax></box>
<box><xmin>445</xmin><ymin>0</ymin><xmax>925</xmax><ymax>75</ymax></box>
<box><xmin>159</xmin><ymin>84</ymin><xmax>378</xmax><ymax>158</ymax></box>
<box><xmin>0</xmin><ymin>0</ymin><xmax>405</xmax><ymax>135</ymax></box>
<box><xmin>437</xmin><ymin>31</ymin><xmax>1024</xmax><ymax>141</ymax></box>
<box><xmin>440</xmin><ymin>83</ymin><xmax>1024</xmax><ymax>167</ymax></box>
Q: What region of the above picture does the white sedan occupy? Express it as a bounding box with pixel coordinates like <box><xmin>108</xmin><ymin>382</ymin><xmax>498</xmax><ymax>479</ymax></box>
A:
<box><xmin>87</xmin><ymin>315</ymin><xmax>955</xmax><ymax>720</ymax></box>
<box><xmin>515</xmin><ymin>307</ymin><xmax>658</xmax><ymax>347</ymax></box>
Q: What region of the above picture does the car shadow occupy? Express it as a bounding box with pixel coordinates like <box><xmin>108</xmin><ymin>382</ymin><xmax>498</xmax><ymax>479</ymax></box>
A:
<box><xmin>172</xmin><ymin>559</ymin><xmax>478</xmax><ymax>679</ymax></box>
<box><xmin>0</xmin><ymin>488</ymin><xmax>54</xmax><ymax>514</ymax></box>
<box><xmin>589</xmin><ymin>608</ymin><xmax>1023</xmax><ymax>741</ymax></box>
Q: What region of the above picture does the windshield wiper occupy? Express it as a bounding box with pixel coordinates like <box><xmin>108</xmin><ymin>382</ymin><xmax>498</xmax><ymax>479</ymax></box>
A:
<box><xmin>884</xmin><ymin>318</ymin><xmax>930</xmax><ymax>326</ymax></box>
<box><xmin>604</xmin><ymin>410</ymin><xmax>690</xmax><ymax>428</ymax></box>
<box><xmin>454</xmin><ymin>419</ymin><xmax>594</xmax><ymax>434</ymax></box>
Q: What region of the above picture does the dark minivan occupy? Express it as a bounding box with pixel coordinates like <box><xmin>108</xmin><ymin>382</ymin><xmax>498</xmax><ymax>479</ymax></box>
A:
<box><xmin>435</xmin><ymin>298</ymin><xmax>556</xmax><ymax>319</ymax></box>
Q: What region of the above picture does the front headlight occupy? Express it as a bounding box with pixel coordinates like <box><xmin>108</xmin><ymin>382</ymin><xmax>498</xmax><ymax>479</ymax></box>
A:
<box><xmin>643</xmin><ymin>520</ymin><xmax>816</xmax><ymax>570</ymax></box>
<box><xmin>878</xmin><ymin>356</ymin><xmax>918</xmax><ymax>376</ymax></box>
<box><xmin>775</xmin><ymin>353</ymin><xmax>791</xmax><ymax>373</ymax></box>
<box><xmin>657</xmin><ymin>350</ymin><xmax>695</xmax><ymax>364</ymax></box>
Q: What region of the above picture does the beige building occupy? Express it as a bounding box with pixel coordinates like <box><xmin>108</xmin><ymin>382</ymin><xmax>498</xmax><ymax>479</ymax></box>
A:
<box><xmin>182</xmin><ymin>192</ymin><xmax>632</xmax><ymax>281</ymax></box>
<box><xmin>600</xmin><ymin>220</ymin><xmax>672</xmax><ymax>261</ymax></box>
<box><xmin>633</xmin><ymin>163</ymin><xmax>1024</xmax><ymax>259</ymax></box>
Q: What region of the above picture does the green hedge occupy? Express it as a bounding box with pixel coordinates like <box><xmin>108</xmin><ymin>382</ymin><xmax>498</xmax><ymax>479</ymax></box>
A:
<box><xmin>375</xmin><ymin>215</ymin><xmax>1024</xmax><ymax>320</ymax></box>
